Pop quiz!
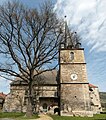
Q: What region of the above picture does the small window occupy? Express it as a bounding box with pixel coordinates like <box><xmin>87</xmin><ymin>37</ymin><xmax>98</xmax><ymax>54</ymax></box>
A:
<box><xmin>89</xmin><ymin>88</ymin><xmax>93</xmax><ymax>91</ymax></box>
<box><xmin>24</xmin><ymin>97</ymin><xmax>27</xmax><ymax>105</ymax></box>
<box><xmin>70</xmin><ymin>52</ymin><xmax>74</xmax><ymax>60</ymax></box>
<box><xmin>25</xmin><ymin>90</ymin><xmax>28</xmax><ymax>95</ymax></box>
<box><xmin>60</xmin><ymin>43</ymin><xmax>65</xmax><ymax>49</ymax></box>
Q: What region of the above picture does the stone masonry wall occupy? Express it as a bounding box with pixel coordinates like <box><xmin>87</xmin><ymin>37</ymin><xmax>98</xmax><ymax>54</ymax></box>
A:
<box><xmin>60</xmin><ymin>50</ymin><xmax>85</xmax><ymax>63</ymax></box>
<box><xmin>90</xmin><ymin>87</ymin><xmax>102</xmax><ymax>114</ymax></box>
<box><xmin>60</xmin><ymin>64</ymin><xmax>88</xmax><ymax>83</ymax></box>
<box><xmin>3</xmin><ymin>85</ymin><xmax>58</xmax><ymax>112</ymax></box>
<box><xmin>60</xmin><ymin>49</ymin><xmax>93</xmax><ymax>116</ymax></box>
<box><xmin>61</xmin><ymin>84</ymin><xmax>91</xmax><ymax>111</ymax></box>
<box><xmin>3</xmin><ymin>87</ymin><xmax>26</xmax><ymax>112</ymax></box>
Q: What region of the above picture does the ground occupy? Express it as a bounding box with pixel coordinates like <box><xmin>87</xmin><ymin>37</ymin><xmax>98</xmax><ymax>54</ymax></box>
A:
<box><xmin>0</xmin><ymin>113</ymin><xmax>106</xmax><ymax>120</ymax></box>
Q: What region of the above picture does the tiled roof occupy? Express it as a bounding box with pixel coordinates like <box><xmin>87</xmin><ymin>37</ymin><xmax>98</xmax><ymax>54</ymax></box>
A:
<box><xmin>0</xmin><ymin>93</ymin><xmax>6</xmax><ymax>99</ymax></box>
<box><xmin>11</xmin><ymin>70</ymin><xmax>58</xmax><ymax>85</ymax></box>
<box><xmin>89</xmin><ymin>84</ymin><xmax>98</xmax><ymax>88</ymax></box>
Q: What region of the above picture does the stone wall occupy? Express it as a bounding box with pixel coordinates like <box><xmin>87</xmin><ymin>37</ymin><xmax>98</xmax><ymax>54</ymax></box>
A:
<box><xmin>89</xmin><ymin>87</ymin><xmax>102</xmax><ymax>114</ymax></box>
<box><xmin>3</xmin><ymin>87</ymin><xmax>26</xmax><ymax>112</ymax></box>
<box><xmin>60</xmin><ymin>49</ymin><xmax>85</xmax><ymax>63</ymax></box>
<box><xmin>61</xmin><ymin>84</ymin><xmax>91</xmax><ymax>111</ymax></box>
<box><xmin>38</xmin><ymin>86</ymin><xmax>58</xmax><ymax>97</ymax></box>
<box><xmin>60</xmin><ymin>49</ymin><xmax>93</xmax><ymax>116</ymax></box>
<box><xmin>60</xmin><ymin>64</ymin><xmax>88</xmax><ymax>83</ymax></box>
<box><xmin>3</xmin><ymin>85</ymin><xmax>58</xmax><ymax>113</ymax></box>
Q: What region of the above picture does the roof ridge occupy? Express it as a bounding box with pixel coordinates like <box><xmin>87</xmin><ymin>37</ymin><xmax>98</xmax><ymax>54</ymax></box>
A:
<box><xmin>89</xmin><ymin>83</ymin><xmax>98</xmax><ymax>88</ymax></box>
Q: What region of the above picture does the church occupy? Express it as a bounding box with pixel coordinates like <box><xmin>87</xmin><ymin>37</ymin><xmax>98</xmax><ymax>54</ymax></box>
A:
<box><xmin>3</xmin><ymin>29</ymin><xmax>102</xmax><ymax>117</ymax></box>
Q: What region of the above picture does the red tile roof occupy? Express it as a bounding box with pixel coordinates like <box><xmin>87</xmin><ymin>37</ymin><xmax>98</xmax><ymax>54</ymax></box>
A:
<box><xmin>89</xmin><ymin>84</ymin><xmax>98</xmax><ymax>88</ymax></box>
<box><xmin>0</xmin><ymin>92</ymin><xmax>7</xmax><ymax>99</ymax></box>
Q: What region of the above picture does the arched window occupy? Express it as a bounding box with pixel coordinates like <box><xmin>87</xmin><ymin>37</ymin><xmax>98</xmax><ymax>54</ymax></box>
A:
<box><xmin>70</xmin><ymin>52</ymin><xmax>74</xmax><ymax>60</ymax></box>
<box><xmin>43</xmin><ymin>103</ymin><xmax>47</xmax><ymax>112</ymax></box>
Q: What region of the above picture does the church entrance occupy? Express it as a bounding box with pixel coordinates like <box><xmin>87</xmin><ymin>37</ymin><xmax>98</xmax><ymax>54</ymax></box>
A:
<box><xmin>43</xmin><ymin>103</ymin><xmax>47</xmax><ymax>112</ymax></box>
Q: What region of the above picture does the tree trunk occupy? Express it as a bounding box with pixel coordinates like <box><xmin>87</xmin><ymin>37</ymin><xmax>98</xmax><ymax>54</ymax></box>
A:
<box><xmin>26</xmin><ymin>97</ymin><xmax>33</xmax><ymax>117</ymax></box>
<box><xmin>26</xmin><ymin>82</ymin><xmax>33</xmax><ymax>117</ymax></box>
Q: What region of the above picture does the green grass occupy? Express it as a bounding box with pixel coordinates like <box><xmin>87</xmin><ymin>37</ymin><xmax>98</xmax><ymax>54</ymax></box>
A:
<box><xmin>0</xmin><ymin>112</ymin><xmax>24</xmax><ymax>118</ymax></box>
<box><xmin>0</xmin><ymin>112</ymin><xmax>39</xmax><ymax>119</ymax></box>
<box><xmin>1</xmin><ymin>112</ymin><xmax>106</xmax><ymax>120</ymax></box>
<box><xmin>51</xmin><ymin>114</ymin><xmax>106</xmax><ymax>120</ymax></box>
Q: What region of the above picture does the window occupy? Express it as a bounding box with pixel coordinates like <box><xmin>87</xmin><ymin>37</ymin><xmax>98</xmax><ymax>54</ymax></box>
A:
<box><xmin>70</xmin><ymin>52</ymin><xmax>74</xmax><ymax>60</ymax></box>
<box><xmin>60</xmin><ymin>42</ymin><xmax>65</xmax><ymax>49</ymax></box>
<box><xmin>25</xmin><ymin>90</ymin><xmax>28</xmax><ymax>96</ymax></box>
<box><xmin>24</xmin><ymin>97</ymin><xmax>27</xmax><ymax>105</ymax></box>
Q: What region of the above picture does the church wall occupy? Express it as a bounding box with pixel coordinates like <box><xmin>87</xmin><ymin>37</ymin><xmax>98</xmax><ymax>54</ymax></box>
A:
<box><xmin>3</xmin><ymin>85</ymin><xmax>58</xmax><ymax>112</ymax></box>
<box><xmin>61</xmin><ymin>84</ymin><xmax>91</xmax><ymax>111</ymax></box>
<box><xmin>60</xmin><ymin>64</ymin><xmax>88</xmax><ymax>83</ymax></box>
<box><xmin>60</xmin><ymin>49</ymin><xmax>93</xmax><ymax>116</ymax></box>
<box><xmin>89</xmin><ymin>87</ymin><xmax>102</xmax><ymax>114</ymax></box>
<box><xmin>38</xmin><ymin>86</ymin><xmax>58</xmax><ymax>97</ymax></box>
<box><xmin>60</xmin><ymin>49</ymin><xmax>85</xmax><ymax>63</ymax></box>
<box><xmin>3</xmin><ymin>88</ymin><xmax>25</xmax><ymax>112</ymax></box>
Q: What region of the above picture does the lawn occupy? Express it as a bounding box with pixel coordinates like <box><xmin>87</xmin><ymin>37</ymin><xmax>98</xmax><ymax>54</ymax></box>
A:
<box><xmin>0</xmin><ymin>112</ymin><xmax>106</xmax><ymax>120</ymax></box>
<box><xmin>51</xmin><ymin>114</ymin><xmax>106</xmax><ymax>120</ymax></box>
<box><xmin>0</xmin><ymin>112</ymin><xmax>39</xmax><ymax>120</ymax></box>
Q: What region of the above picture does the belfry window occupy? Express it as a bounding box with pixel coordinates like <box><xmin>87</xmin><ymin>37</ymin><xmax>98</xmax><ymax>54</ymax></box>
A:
<box><xmin>60</xmin><ymin>42</ymin><xmax>65</xmax><ymax>49</ymax></box>
<box><xmin>70</xmin><ymin>52</ymin><xmax>74</xmax><ymax>60</ymax></box>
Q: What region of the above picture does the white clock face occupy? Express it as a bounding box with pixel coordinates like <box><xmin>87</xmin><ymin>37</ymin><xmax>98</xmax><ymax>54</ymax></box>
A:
<box><xmin>71</xmin><ymin>74</ymin><xmax>78</xmax><ymax>80</ymax></box>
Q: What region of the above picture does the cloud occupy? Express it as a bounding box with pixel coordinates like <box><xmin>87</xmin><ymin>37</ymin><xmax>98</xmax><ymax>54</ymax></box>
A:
<box><xmin>54</xmin><ymin>0</ymin><xmax>106</xmax><ymax>92</ymax></box>
<box><xmin>54</xmin><ymin>0</ymin><xmax>106</xmax><ymax>52</ymax></box>
<box><xmin>0</xmin><ymin>0</ymin><xmax>8</xmax><ymax>5</ymax></box>
<box><xmin>86</xmin><ymin>53</ymin><xmax>106</xmax><ymax>92</ymax></box>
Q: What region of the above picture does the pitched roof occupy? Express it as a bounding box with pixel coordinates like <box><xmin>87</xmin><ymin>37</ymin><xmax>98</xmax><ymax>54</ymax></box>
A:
<box><xmin>89</xmin><ymin>84</ymin><xmax>98</xmax><ymax>88</ymax></box>
<box><xmin>11</xmin><ymin>70</ymin><xmax>58</xmax><ymax>85</ymax></box>
<box><xmin>0</xmin><ymin>92</ymin><xmax>6</xmax><ymax>99</ymax></box>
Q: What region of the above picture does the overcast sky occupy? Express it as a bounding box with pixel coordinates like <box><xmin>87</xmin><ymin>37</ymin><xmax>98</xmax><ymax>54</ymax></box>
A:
<box><xmin>0</xmin><ymin>0</ymin><xmax>106</xmax><ymax>93</ymax></box>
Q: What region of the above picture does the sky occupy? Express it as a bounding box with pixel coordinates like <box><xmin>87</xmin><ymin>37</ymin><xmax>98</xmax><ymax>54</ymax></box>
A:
<box><xmin>0</xmin><ymin>0</ymin><xmax>106</xmax><ymax>93</ymax></box>
<box><xmin>54</xmin><ymin>0</ymin><xmax>106</xmax><ymax>92</ymax></box>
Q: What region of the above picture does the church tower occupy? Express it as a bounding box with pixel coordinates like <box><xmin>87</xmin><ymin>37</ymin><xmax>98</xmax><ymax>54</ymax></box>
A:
<box><xmin>59</xmin><ymin>29</ymin><xmax>93</xmax><ymax>116</ymax></box>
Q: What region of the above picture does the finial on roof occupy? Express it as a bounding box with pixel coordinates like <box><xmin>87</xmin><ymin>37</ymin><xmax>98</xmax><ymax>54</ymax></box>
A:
<box><xmin>60</xmin><ymin>16</ymin><xmax>81</xmax><ymax>49</ymax></box>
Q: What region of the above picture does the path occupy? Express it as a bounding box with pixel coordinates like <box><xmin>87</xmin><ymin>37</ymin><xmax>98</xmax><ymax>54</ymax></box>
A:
<box><xmin>33</xmin><ymin>114</ymin><xmax>53</xmax><ymax>120</ymax></box>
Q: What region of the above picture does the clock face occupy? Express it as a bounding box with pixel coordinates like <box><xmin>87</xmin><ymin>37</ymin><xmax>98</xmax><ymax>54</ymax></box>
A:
<box><xmin>71</xmin><ymin>74</ymin><xmax>78</xmax><ymax>80</ymax></box>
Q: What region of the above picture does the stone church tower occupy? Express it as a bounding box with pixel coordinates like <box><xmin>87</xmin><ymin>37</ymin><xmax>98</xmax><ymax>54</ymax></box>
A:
<box><xmin>59</xmin><ymin>33</ymin><xmax>92</xmax><ymax>116</ymax></box>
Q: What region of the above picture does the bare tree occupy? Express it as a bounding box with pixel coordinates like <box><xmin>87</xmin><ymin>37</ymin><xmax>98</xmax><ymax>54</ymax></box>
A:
<box><xmin>0</xmin><ymin>0</ymin><xmax>81</xmax><ymax>117</ymax></box>
<box><xmin>0</xmin><ymin>1</ymin><xmax>62</xmax><ymax>117</ymax></box>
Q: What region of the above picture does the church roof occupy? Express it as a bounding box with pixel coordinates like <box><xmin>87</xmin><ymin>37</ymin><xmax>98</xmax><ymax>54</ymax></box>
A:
<box><xmin>0</xmin><ymin>92</ymin><xmax>6</xmax><ymax>99</ymax></box>
<box><xmin>11</xmin><ymin>70</ymin><xmax>58</xmax><ymax>85</ymax></box>
<box><xmin>89</xmin><ymin>84</ymin><xmax>98</xmax><ymax>88</ymax></box>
